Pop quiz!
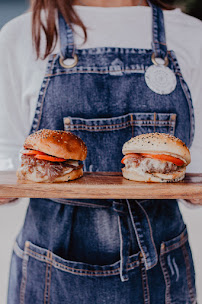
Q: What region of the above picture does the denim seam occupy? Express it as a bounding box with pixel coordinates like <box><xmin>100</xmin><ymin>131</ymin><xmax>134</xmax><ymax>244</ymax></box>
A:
<box><xmin>153</xmin><ymin>41</ymin><xmax>167</xmax><ymax>46</ymax></box>
<box><xmin>118</xmin><ymin>215</ymin><xmax>130</xmax><ymax>282</ymax></box>
<box><xmin>113</xmin><ymin>208</ymin><xmax>126</xmax><ymax>215</ymax></box>
<box><xmin>51</xmin><ymin>199</ymin><xmax>110</xmax><ymax>209</ymax></box>
<box><xmin>127</xmin><ymin>200</ymin><xmax>148</xmax><ymax>269</ymax></box>
<box><xmin>66</xmin><ymin>120</ymin><xmax>174</xmax><ymax>128</ymax></box>
<box><xmin>20</xmin><ymin>246</ymin><xmax>29</xmax><ymax>304</ymax></box>
<box><xmin>169</xmin><ymin>114</ymin><xmax>176</xmax><ymax>135</ymax></box>
<box><xmin>118</xmin><ymin>216</ymin><xmax>129</xmax><ymax>282</ymax></box>
<box><xmin>140</xmin><ymin>259</ymin><xmax>150</xmax><ymax>304</ymax></box>
<box><xmin>32</xmin><ymin>56</ymin><xmax>56</xmax><ymax>133</ymax></box>
<box><xmin>76</xmin><ymin>47</ymin><xmax>152</xmax><ymax>55</ymax></box>
<box><xmin>168</xmin><ymin>52</ymin><xmax>195</xmax><ymax>148</ymax></box>
<box><xmin>159</xmin><ymin>254</ymin><xmax>171</xmax><ymax>304</ymax></box>
<box><xmin>137</xmin><ymin>200</ymin><xmax>151</xmax><ymax>205</ymax></box>
<box><xmin>135</xmin><ymin>200</ymin><xmax>158</xmax><ymax>268</ymax></box>
<box><xmin>161</xmin><ymin>234</ymin><xmax>188</xmax><ymax>254</ymax></box>
<box><xmin>64</xmin><ymin>112</ymin><xmax>175</xmax><ymax>123</ymax></box>
<box><xmin>25</xmin><ymin>248</ymin><xmax>140</xmax><ymax>276</ymax></box>
<box><xmin>178</xmin><ymin>75</ymin><xmax>195</xmax><ymax>148</ymax></box>
<box><xmin>47</xmin><ymin>68</ymin><xmax>147</xmax><ymax>77</ymax></box>
<box><xmin>14</xmin><ymin>241</ymin><xmax>24</xmax><ymax>259</ymax></box>
<box><xmin>127</xmin><ymin>200</ymin><xmax>156</xmax><ymax>270</ymax></box>
<box><xmin>44</xmin><ymin>251</ymin><xmax>52</xmax><ymax>304</ymax></box>
<box><xmin>66</xmin><ymin>122</ymin><xmax>175</xmax><ymax>132</ymax></box>
<box><xmin>167</xmin><ymin>51</ymin><xmax>182</xmax><ymax>76</ymax></box>
<box><xmin>72</xmin><ymin>47</ymin><xmax>152</xmax><ymax>55</ymax></box>
<box><xmin>182</xmin><ymin>244</ymin><xmax>196</xmax><ymax>303</ymax></box>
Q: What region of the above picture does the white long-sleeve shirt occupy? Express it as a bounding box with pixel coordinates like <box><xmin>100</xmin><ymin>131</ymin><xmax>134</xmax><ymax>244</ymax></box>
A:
<box><xmin>0</xmin><ymin>5</ymin><xmax>202</xmax><ymax>172</ymax></box>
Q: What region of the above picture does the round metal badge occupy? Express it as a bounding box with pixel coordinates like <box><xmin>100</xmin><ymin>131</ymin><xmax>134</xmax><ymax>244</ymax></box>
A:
<box><xmin>145</xmin><ymin>64</ymin><xmax>177</xmax><ymax>95</ymax></box>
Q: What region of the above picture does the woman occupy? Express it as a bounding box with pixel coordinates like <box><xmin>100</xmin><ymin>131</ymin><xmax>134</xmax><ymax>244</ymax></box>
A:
<box><xmin>0</xmin><ymin>0</ymin><xmax>202</xmax><ymax>302</ymax></box>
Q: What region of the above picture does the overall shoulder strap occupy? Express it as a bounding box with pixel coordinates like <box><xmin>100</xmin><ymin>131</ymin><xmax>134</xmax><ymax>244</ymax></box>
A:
<box><xmin>148</xmin><ymin>0</ymin><xmax>167</xmax><ymax>59</ymax></box>
<box><xmin>58</xmin><ymin>12</ymin><xmax>75</xmax><ymax>59</ymax></box>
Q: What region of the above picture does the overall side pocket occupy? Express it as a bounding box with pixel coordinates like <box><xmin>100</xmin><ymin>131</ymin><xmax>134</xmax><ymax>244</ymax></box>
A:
<box><xmin>160</xmin><ymin>227</ymin><xmax>197</xmax><ymax>304</ymax></box>
<box><xmin>13</xmin><ymin>240</ymin><xmax>142</xmax><ymax>304</ymax></box>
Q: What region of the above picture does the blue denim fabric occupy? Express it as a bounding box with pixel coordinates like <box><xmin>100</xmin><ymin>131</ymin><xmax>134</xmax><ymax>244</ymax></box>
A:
<box><xmin>8</xmin><ymin>2</ymin><xmax>197</xmax><ymax>304</ymax></box>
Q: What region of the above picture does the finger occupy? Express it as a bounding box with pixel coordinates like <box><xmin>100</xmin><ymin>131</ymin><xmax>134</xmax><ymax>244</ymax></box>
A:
<box><xmin>186</xmin><ymin>199</ymin><xmax>202</xmax><ymax>205</ymax></box>
<box><xmin>0</xmin><ymin>198</ymin><xmax>18</xmax><ymax>205</ymax></box>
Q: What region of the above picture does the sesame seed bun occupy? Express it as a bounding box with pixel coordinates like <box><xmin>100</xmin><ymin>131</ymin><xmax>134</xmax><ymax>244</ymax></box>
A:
<box><xmin>122</xmin><ymin>133</ymin><xmax>190</xmax><ymax>165</ymax></box>
<box><xmin>24</xmin><ymin>129</ymin><xmax>87</xmax><ymax>161</ymax></box>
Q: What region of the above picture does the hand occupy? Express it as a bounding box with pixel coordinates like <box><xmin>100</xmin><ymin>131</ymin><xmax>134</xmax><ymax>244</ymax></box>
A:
<box><xmin>0</xmin><ymin>198</ymin><xmax>18</xmax><ymax>205</ymax></box>
<box><xmin>185</xmin><ymin>199</ymin><xmax>202</xmax><ymax>206</ymax></box>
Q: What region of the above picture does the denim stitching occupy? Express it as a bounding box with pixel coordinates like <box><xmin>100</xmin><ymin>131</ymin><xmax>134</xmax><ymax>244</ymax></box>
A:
<box><xmin>47</xmin><ymin>65</ymin><xmax>177</xmax><ymax>76</ymax></box>
<box><xmin>126</xmin><ymin>200</ymin><xmax>150</xmax><ymax>270</ymax></box>
<box><xmin>169</xmin><ymin>114</ymin><xmax>176</xmax><ymax>136</ymax></box>
<box><xmin>20</xmin><ymin>245</ymin><xmax>29</xmax><ymax>304</ymax></box>
<box><xmin>31</xmin><ymin>55</ymin><xmax>56</xmax><ymax>133</ymax></box>
<box><xmin>168</xmin><ymin>52</ymin><xmax>195</xmax><ymax>148</ymax></box>
<box><xmin>135</xmin><ymin>200</ymin><xmax>158</xmax><ymax>269</ymax></box>
<box><xmin>118</xmin><ymin>216</ymin><xmax>128</xmax><ymax>282</ymax></box>
<box><xmin>44</xmin><ymin>251</ymin><xmax>52</xmax><ymax>304</ymax></box>
<box><xmin>113</xmin><ymin>208</ymin><xmax>126</xmax><ymax>215</ymax></box>
<box><xmin>178</xmin><ymin>76</ymin><xmax>195</xmax><ymax>148</ymax></box>
<box><xmin>64</xmin><ymin>113</ymin><xmax>175</xmax><ymax>122</ymax></box>
<box><xmin>14</xmin><ymin>241</ymin><xmax>24</xmax><ymax>259</ymax></box>
<box><xmin>34</xmin><ymin>250</ymin><xmax>139</xmax><ymax>274</ymax></box>
<box><xmin>30</xmin><ymin>250</ymin><xmax>139</xmax><ymax>276</ymax></box>
<box><xmin>161</xmin><ymin>235</ymin><xmax>188</xmax><ymax>254</ymax></box>
<box><xmin>65</xmin><ymin>121</ymin><xmax>175</xmax><ymax>132</ymax></box>
<box><xmin>51</xmin><ymin>199</ymin><xmax>110</xmax><ymax>209</ymax></box>
<box><xmin>127</xmin><ymin>199</ymin><xmax>158</xmax><ymax>270</ymax></box>
<box><xmin>75</xmin><ymin>47</ymin><xmax>151</xmax><ymax>55</ymax></box>
<box><xmin>140</xmin><ymin>257</ymin><xmax>150</xmax><ymax>304</ymax></box>
<box><xmin>66</xmin><ymin>120</ymin><xmax>173</xmax><ymax>128</ymax></box>
<box><xmin>159</xmin><ymin>253</ymin><xmax>171</xmax><ymax>304</ymax></box>
<box><xmin>44</xmin><ymin>254</ymin><xmax>49</xmax><ymax>304</ymax></box>
<box><xmin>182</xmin><ymin>244</ymin><xmax>196</xmax><ymax>303</ymax></box>
<box><xmin>47</xmin><ymin>68</ymin><xmax>146</xmax><ymax>77</ymax></box>
<box><xmin>153</xmin><ymin>41</ymin><xmax>167</xmax><ymax>46</ymax></box>
<box><xmin>36</xmin><ymin>56</ymin><xmax>56</xmax><ymax>131</ymax></box>
<box><xmin>18</xmin><ymin>246</ymin><xmax>140</xmax><ymax>276</ymax></box>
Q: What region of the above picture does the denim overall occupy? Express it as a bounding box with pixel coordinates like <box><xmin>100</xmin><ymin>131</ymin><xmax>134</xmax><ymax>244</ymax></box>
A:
<box><xmin>8</xmin><ymin>3</ymin><xmax>197</xmax><ymax>304</ymax></box>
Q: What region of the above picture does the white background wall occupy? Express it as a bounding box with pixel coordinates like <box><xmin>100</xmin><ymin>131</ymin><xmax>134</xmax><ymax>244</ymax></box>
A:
<box><xmin>0</xmin><ymin>199</ymin><xmax>202</xmax><ymax>303</ymax></box>
<box><xmin>0</xmin><ymin>0</ymin><xmax>28</xmax><ymax>29</ymax></box>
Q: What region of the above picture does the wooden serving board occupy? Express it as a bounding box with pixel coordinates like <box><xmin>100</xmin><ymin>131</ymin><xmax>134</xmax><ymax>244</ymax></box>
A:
<box><xmin>0</xmin><ymin>171</ymin><xmax>202</xmax><ymax>199</ymax></box>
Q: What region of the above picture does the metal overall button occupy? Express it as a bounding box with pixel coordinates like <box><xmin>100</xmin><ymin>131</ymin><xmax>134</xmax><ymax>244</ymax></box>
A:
<box><xmin>145</xmin><ymin>53</ymin><xmax>177</xmax><ymax>95</ymax></box>
<box><xmin>59</xmin><ymin>54</ymin><xmax>78</xmax><ymax>69</ymax></box>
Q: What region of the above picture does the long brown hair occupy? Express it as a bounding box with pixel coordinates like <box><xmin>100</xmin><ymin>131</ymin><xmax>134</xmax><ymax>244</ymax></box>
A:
<box><xmin>31</xmin><ymin>0</ymin><xmax>175</xmax><ymax>59</ymax></box>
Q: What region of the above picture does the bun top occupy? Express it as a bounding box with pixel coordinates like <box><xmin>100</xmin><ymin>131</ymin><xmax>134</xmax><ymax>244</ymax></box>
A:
<box><xmin>24</xmin><ymin>129</ymin><xmax>87</xmax><ymax>161</ymax></box>
<box><xmin>122</xmin><ymin>133</ymin><xmax>191</xmax><ymax>164</ymax></box>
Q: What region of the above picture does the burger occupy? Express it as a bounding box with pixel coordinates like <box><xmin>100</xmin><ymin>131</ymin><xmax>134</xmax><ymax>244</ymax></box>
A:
<box><xmin>121</xmin><ymin>133</ymin><xmax>191</xmax><ymax>183</ymax></box>
<box><xmin>17</xmin><ymin>129</ymin><xmax>87</xmax><ymax>182</ymax></box>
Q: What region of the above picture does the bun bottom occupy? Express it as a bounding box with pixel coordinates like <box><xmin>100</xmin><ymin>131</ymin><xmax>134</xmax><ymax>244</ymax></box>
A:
<box><xmin>122</xmin><ymin>167</ymin><xmax>186</xmax><ymax>183</ymax></box>
<box><xmin>17</xmin><ymin>168</ymin><xmax>83</xmax><ymax>183</ymax></box>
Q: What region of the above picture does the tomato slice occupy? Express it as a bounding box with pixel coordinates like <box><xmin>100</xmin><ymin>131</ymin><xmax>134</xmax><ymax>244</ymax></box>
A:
<box><xmin>121</xmin><ymin>153</ymin><xmax>141</xmax><ymax>164</ymax></box>
<box><xmin>141</xmin><ymin>153</ymin><xmax>185</xmax><ymax>166</ymax></box>
<box><xmin>121</xmin><ymin>152</ymin><xmax>185</xmax><ymax>166</ymax></box>
<box><xmin>22</xmin><ymin>149</ymin><xmax>45</xmax><ymax>156</ymax></box>
<box><xmin>35</xmin><ymin>154</ymin><xmax>66</xmax><ymax>162</ymax></box>
<box><xmin>22</xmin><ymin>149</ymin><xmax>66</xmax><ymax>162</ymax></box>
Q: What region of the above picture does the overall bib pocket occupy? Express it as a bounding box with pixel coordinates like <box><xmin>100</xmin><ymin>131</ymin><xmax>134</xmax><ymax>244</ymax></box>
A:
<box><xmin>160</xmin><ymin>226</ymin><xmax>197</xmax><ymax>304</ymax></box>
<box><xmin>64</xmin><ymin>112</ymin><xmax>176</xmax><ymax>172</ymax></box>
